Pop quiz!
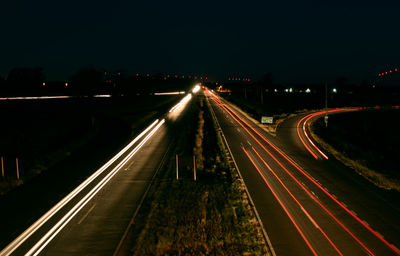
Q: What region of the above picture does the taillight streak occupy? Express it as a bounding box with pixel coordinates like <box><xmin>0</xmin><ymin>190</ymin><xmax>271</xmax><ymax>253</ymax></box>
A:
<box><xmin>250</xmin><ymin>146</ymin><xmax>344</xmax><ymax>255</ymax></box>
<box><xmin>210</xmin><ymin>95</ymin><xmax>400</xmax><ymax>255</ymax></box>
<box><xmin>242</xmin><ymin>146</ymin><xmax>319</xmax><ymax>256</ymax></box>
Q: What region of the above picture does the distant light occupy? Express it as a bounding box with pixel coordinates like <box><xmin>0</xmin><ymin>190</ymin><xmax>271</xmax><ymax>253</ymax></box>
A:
<box><xmin>305</xmin><ymin>88</ymin><xmax>311</xmax><ymax>93</ymax></box>
<box><xmin>332</xmin><ymin>88</ymin><xmax>337</xmax><ymax>93</ymax></box>
<box><xmin>192</xmin><ymin>85</ymin><xmax>201</xmax><ymax>93</ymax></box>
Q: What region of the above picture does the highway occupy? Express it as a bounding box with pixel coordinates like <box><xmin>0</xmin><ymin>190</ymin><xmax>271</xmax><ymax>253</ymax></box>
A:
<box><xmin>0</xmin><ymin>89</ymin><xmax>197</xmax><ymax>256</ymax></box>
<box><xmin>206</xmin><ymin>89</ymin><xmax>400</xmax><ymax>256</ymax></box>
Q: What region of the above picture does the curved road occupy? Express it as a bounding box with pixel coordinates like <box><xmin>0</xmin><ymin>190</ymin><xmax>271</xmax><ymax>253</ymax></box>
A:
<box><xmin>207</xmin><ymin>89</ymin><xmax>400</xmax><ymax>256</ymax></box>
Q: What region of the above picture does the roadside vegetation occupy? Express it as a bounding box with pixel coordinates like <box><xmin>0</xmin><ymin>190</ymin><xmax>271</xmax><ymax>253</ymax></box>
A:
<box><xmin>311</xmin><ymin>109</ymin><xmax>400</xmax><ymax>191</ymax></box>
<box><xmin>130</xmin><ymin>94</ymin><xmax>268</xmax><ymax>255</ymax></box>
<box><xmin>0</xmin><ymin>96</ymin><xmax>180</xmax><ymax>195</ymax></box>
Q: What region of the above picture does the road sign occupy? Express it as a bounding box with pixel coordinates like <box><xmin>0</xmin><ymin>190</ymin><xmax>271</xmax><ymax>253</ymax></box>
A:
<box><xmin>261</xmin><ymin>116</ymin><xmax>273</xmax><ymax>124</ymax></box>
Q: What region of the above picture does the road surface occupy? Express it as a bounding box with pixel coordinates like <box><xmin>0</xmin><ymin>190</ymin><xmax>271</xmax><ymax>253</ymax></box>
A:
<box><xmin>0</xmin><ymin>92</ymin><xmax>195</xmax><ymax>256</ymax></box>
<box><xmin>207</xmin><ymin>89</ymin><xmax>400</xmax><ymax>256</ymax></box>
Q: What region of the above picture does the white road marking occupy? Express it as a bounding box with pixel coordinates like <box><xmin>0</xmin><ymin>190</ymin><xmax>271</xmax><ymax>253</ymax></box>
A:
<box><xmin>77</xmin><ymin>204</ymin><xmax>96</xmax><ymax>225</ymax></box>
<box><xmin>300</xmin><ymin>206</ymin><xmax>320</xmax><ymax>229</ymax></box>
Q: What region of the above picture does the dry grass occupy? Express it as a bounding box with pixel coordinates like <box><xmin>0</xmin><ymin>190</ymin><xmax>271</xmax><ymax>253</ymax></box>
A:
<box><xmin>130</xmin><ymin>95</ymin><xmax>268</xmax><ymax>255</ymax></box>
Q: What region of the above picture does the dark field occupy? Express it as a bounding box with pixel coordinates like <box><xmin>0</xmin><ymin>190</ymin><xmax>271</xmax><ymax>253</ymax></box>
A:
<box><xmin>0</xmin><ymin>96</ymin><xmax>180</xmax><ymax>194</ymax></box>
<box><xmin>313</xmin><ymin>109</ymin><xmax>400</xmax><ymax>181</ymax></box>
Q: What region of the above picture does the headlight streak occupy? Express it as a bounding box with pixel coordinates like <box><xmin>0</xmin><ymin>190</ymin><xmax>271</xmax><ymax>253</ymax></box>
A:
<box><xmin>169</xmin><ymin>93</ymin><xmax>192</xmax><ymax>113</ymax></box>
<box><xmin>0</xmin><ymin>120</ymin><xmax>160</xmax><ymax>256</ymax></box>
<box><xmin>154</xmin><ymin>91</ymin><xmax>185</xmax><ymax>95</ymax></box>
<box><xmin>0</xmin><ymin>95</ymin><xmax>113</xmax><ymax>101</ymax></box>
<box><xmin>2</xmin><ymin>91</ymin><xmax>195</xmax><ymax>255</ymax></box>
<box><xmin>192</xmin><ymin>85</ymin><xmax>201</xmax><ymax>93</ymax></box>
<box><xmin>26</xmin><ymin>119</ymin><xmax>165</xmax><ymax>256</ymax></box>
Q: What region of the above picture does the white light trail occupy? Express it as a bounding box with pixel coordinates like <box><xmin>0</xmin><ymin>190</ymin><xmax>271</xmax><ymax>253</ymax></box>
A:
<box><xmin>192</xmin><ymin>85</ymin><xmax>201</xmax><ymax>93</ymax></box>
<box><xmin>0</xmin><ymin>119</ymin><xmax>160</xmax><ymax>256</ymax></box>
<box><xmin>93</xmin><ymin>94</ymin><xmax>112</xmax><ymax>98</ymax></box>
<box><xmin>169</xmin><ymin>93</ymin><xmax>192</xmax><ymax>113</ymax></box>
<box><xmin>154</xmin><ymin>91</ymin><xmax>186</xmax><ymax>95</ymax></box>
<box><xmin>26</xmin><ymin>119</ymin><xmax>165</xmax><ymax>256</ymax></box>
<box><xmin>0</xmin><ymin>96</ymin><xmax>72</xmax><ymax>101</ymax></box>
<box><xmin>0</xmin><ymin>95</ymin><xmax>112</xmax><ymax>101</ymax></box>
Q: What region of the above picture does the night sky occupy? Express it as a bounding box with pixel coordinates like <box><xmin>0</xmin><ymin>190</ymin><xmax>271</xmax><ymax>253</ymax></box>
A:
<box><xmin>1</xmin><ymin>1</ymin><xmax>399</xmax><ymax>83</ymax></box>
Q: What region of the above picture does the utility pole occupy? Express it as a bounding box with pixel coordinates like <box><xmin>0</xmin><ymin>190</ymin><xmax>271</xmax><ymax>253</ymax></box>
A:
<box><xmin>260</xmin><ymin>86</ymin><xmax>264</xmax><ymax>105</ymax></box>
<box><xmin>325</xmin><ymin>83</ymin><xmax>328</xmax><ymax>128</ymax></box>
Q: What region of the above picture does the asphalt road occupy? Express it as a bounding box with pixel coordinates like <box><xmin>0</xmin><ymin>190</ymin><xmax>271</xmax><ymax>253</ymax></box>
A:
<box><xmin>207</xmin><ymin>90</ymin><xmax>400</xmax><ymax>256</ymax></box>
<box><xmin>0</xmin><ymin>93</ymin><xmax>195</xmax><ymax>256</ymax></box>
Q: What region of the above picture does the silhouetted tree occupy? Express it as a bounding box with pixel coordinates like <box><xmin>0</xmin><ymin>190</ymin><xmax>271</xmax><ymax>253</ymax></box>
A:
<box><xmin>335</xmin><ymin>77</ymin><xmax>348</xmax><ymax>88</ymax></box>
<box><xmin>69</xmin><ymin>68</ymin><xmax>102</xmax><ymax>95</ymax></box>
<box><xmin>7</xmin><ymin>67</ymin><xmax>46</xmax><ymax>93</ymax></box>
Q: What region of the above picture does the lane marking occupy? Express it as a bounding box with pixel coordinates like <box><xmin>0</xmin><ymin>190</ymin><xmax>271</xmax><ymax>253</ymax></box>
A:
<box><xmin>210</xmin><ymin>95</ymin><xmax>377</xmax><ymax>256</ymax></box>
<box><xmin>242</xmin><ymin>147</ymin><xmax>319</xmax><ymax>256</ymax></box>
<box><xmin>250</xmin><ymin>147</ymin><xmax>343</xmax><ymax>256</ymax></box>
<box><xmin>26</xmin><ymin>120</ymin><xmax>165</xmax><ymax>256</ymax></box>
<box><xmin>0</xmin><ymin>119</ymin><xmax>160</xmax><ymax>256</ymax></box>
<box><xmin>216</xmin><ymin>97</ymin><xmax>395</xmax><ymax>255</ymax></box>
<box><xmin>300</xmin><ymin>206</ymin><xmax>320</xmax><ymax>229</ymax></box>
<box><xmin>77</xmin><ymin>204</ymin><xmax>96</xmax><ymax>225</ymax></box>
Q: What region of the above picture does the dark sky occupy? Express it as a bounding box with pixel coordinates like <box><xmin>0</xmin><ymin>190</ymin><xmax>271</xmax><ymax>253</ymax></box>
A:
<box><xmin>1</xmin><ymin>1</ymin><xmax>399</xmax><ymax>83</ymax></box>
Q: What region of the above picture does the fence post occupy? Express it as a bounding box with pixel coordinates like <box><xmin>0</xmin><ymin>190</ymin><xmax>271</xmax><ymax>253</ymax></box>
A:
<box><xmin>176</xmin><ymin>154</ymin><xmax>179</xmax><ymax>180</ymax></box>
<box><xmin>16</xmin><ymin>157</ymin><xmax>20</xmax><ymax>180</ymax></box>
<box><xmin>1</xmin><ymin>156</ymin><xmax>4</xmax><ymax>178</ymax></box>
<box><xmin>193</xmin><ymin>155</ymin><xmax>196</xmax><ymax>181</ymax></box>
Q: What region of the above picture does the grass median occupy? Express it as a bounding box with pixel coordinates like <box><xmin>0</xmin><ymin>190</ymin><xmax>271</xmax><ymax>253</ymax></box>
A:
<box><xmin>129</xmin><ymin>94</ymin><xmax>268</xmax><ymax>255</ymax></box>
